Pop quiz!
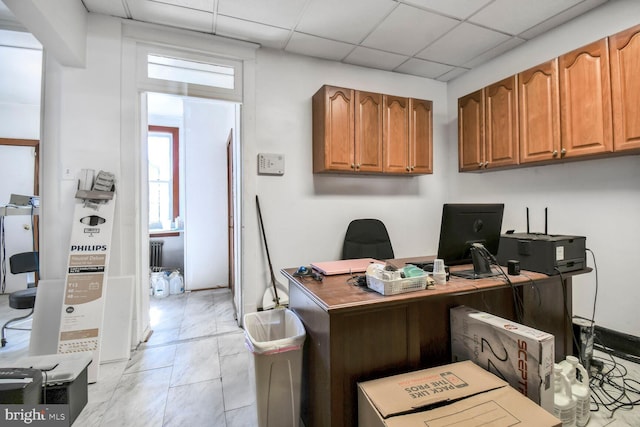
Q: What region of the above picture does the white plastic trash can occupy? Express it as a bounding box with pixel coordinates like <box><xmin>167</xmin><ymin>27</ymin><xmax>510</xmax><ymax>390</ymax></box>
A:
<box><xmin>244</xmin><ymin>308</ymin><xmax>306</xmax><ymax>427</ymax></box>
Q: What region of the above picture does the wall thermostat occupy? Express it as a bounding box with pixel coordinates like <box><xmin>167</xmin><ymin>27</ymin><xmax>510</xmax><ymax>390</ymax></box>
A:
<box><xmin>258</xmin><ymin>153</ymin><xmax>285</xmax><ymax>175</ymax></box>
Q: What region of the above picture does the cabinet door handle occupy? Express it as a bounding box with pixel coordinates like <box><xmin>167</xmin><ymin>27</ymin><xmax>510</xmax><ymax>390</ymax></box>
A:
<box><xmin>406</xmin><ymin>166</ymin><xmax>410</xmax><ymax>171</ymax></box>
<box><xmin>478</xmin><ymin>162</ymin><xmax>483</xmax><ymax>168</ymax></box>
<box><xmin>552</xmin><ymin>150</ymin><xmax>558</xmax><ymax>157</ymax></box>
<box><xmin>484</xmin><ymin>161</ymin><xmax>489</xmax><ymax>168</ymax></box>
<box><xmin>351</xmin><ymin>163</ymin><xmax>355</xmax><ymax>169</ymax></box>
<box><xmin>356</xmin><ymin>164</ymin><xmax>361</xmax><ymax>170</ymax></box>
<box><xmin>561</xmin><ymin>148</ymin><xmax>567</xmax><ymax>155</ymax></box>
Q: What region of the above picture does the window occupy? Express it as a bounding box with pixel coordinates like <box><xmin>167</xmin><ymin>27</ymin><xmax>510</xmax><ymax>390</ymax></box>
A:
<box><xmin>147</xmin><ymin>54</ymin><xmax>234</xmax><ymax>89</ymax></box>
<box><xmin>148</xmin><ymin>126</ymin><xmax>179</xmax><ymax>233</ymax></box>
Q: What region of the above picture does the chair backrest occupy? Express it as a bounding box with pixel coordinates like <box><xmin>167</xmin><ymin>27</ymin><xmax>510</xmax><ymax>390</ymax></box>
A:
<box><xmin>9</xmin><ymin>252</ymin><xmax>39</xmax><ymax>288</ymax></box>
<box><xmin>341</xmin><ymin>219</ymin><xmax>394</xmax><ymax>260</ymax></box>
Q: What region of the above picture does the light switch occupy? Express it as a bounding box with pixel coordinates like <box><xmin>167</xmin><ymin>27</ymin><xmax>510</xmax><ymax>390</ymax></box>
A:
<box><xmin>258</xmin><ymin>153</ymin><xmax>285</xmax><ymax>175</ymax></box>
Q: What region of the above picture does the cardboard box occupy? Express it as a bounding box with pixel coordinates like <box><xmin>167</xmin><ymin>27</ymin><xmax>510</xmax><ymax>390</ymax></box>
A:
<box><xmin>358</xmin><ymin>361</ymin><xmax>560</xmax><ymax>427</ymax></box>
<box><xmin>450</xmin><ymin>305</ymin><xmax>555</xmax><ymax>414</ymax></box>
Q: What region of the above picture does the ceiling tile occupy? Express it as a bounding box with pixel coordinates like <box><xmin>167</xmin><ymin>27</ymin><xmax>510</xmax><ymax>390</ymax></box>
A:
<box><xmin>82</xmin><ymin>0</ymin><xmax>130</xmax><ymax>18</ymax></box>
<box><xmin>436</xmin><ymin>66</ymin><xmax>468</xmax><ymax>82</ymax></box>
<box><xmin>416</xmin><ymin>22</ymin><xmax>510</xmax><ymax>67</ymax></box>
<box><xmin>469</xmin><ymin>0</ymin><xmax>583</xmax><ymax>36</ymax></box>
<box><xmin>297</xmin><ymin>0</ymin><xmax>397</xmax><ymax>44</ymax></box>
<box><xmin>394</xmin><ymin>57</ymin><xmax>454</xmax><ymax>79</ymax></box>
<box><xmin>216</xmin><ymin>15</ymin><xmax>290</xmax><ymax>49</ymax></box>
<box><xmin>463</xmin><ymin>36</ymin><xmax>525</xmax><ymax>68</ymax></box>
<box><xmin>401</xmin><ymin>0</ymin><xmax>492</xmax><ymax>19</ymax></box>
<box><xmin>285</xmin><ymin>32</ymin><xmax>354</xmax><ymax>62</ymax></box>
<box><xmin>128</xmin><ymin>0</ymin><xmax>214</xmax><ymax>33</ymax></box>
<box><xmin>519</xmin><ymin>0</ymin><xmax>608</xmax><ymax>40</ymax></box>
<box><xmin>362</xmin><ymin>4</ymin><xmax>460</xmax><ymax>56</ymax></box>
<box><xmin>217</xmin><ymin>0</ymin><xmax>306</xmax><ymax>29</ymax></box>
<box><xmin>343</xmin><ymin>46</ymin><xmax>408</xmax><ymax>71</ymax></box>
<box><xmin>151</xmin><ymin>0</ymin><xmax>214</xmax><ymax>12</ymax></box>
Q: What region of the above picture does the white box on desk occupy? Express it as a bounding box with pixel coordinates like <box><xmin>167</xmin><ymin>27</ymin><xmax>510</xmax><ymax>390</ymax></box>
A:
<box><xmin>450</xmin><ymin>305</ymin><xmax>555</xmax><ymax>414</ymax></box>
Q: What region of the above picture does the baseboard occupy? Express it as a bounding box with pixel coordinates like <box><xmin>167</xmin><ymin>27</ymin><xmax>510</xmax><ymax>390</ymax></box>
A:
<box><xmin>593</xmin><ymin>324</ymin><xmax>640</xmax><ymax>362</ymax></box>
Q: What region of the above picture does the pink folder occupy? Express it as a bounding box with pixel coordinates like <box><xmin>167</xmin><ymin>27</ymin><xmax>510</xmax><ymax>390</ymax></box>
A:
<box><xmin>310</xmin><ymin>258</ymin><xmax>380</xmax><ymax>276</ymax></box>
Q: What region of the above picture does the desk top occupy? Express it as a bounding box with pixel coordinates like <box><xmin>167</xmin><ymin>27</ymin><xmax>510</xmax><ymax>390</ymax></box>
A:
<box><xmin>282</xmin><ymin>257</ymin><xmax>586</xmax><ymax>313</ymax></box>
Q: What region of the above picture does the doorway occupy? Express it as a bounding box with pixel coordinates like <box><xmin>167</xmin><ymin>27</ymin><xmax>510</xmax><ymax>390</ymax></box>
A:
<box><xmin>144</xmin><ymin>92</ymin><xmax>241</xmax><ymax>326</ymax></box>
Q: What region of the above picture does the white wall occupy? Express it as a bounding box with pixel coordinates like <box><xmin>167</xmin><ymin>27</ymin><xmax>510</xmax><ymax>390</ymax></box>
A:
<box><xmin>183</xmin><ymin>98</ymin><xmax>234</xmax><ymax>289</ymax></box>
<box><xmin>251</xmin><ymin>48</ymin><xmax>448</xmax><ymax>304</ymax></box>
<box><xmin>446</xmin><ymin>0</ymin><xmax>640</xmax><ymax>337</ymax></box>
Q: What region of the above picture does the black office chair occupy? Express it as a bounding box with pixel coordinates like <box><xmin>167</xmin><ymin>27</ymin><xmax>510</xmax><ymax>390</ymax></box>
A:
<box><xmin>341</xmin><ymin>219</ymin><xmax>395</xmax><ymax>260</ymax></box>
<box><xmin>1</xmin><ymin>251</ymin><xmax>39</xmax><ymax>347</ymax></box>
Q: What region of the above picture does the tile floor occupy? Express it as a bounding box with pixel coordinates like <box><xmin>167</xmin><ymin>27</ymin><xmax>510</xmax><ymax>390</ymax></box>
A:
<box><xmin>2</xmin><ymin>289</ymin><xmax>640</xmax><ymax>426</ymax></box>
<box><xmin>1</xmin><ymin>288</ymin><xmax>258</xmax><ymax>426</ymax></box>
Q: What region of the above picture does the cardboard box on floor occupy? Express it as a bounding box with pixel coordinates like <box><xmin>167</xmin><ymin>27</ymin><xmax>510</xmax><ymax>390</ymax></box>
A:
<box><xmin>358</xmin><ymin>361</ymin><xmax>560</xmax><ymax>427</ymax></box>
<box><xmin>450</xmin><ymin>305</ymin><xmax>555</xmax><ymax>414</ymax></box>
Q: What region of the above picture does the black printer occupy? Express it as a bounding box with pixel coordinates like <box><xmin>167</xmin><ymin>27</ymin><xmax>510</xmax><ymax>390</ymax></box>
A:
<box><xmin>497</xmin><ymin>232</ymin><xmax>586</xmax><ymax>275</ymax></box>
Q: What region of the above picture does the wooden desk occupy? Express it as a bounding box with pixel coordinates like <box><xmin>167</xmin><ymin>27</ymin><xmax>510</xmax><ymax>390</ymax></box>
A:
<box><xmin>282</xmin><ymin>260</ymin><xmax>589</xmax><ymax>427</ymax></box>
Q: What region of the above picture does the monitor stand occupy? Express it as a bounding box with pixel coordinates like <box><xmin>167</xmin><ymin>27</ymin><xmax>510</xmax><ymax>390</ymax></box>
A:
<box><xmin>451</xmin><ymin>246</ymin><xmax>501</xmax><ymax>280</ymax></box>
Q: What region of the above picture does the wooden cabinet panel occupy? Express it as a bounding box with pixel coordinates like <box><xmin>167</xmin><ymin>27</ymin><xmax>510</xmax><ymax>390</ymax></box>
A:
<box><xmin>313</xmin><ymin>85</ymin><xmax>355</xmax><ymax>172</ymax></box>
<box><xmin>354</xmin><ymin>91</ymin><xmax>384</xmax><ymax>172</ymax></box>
<box><xmin>313</xmin><ymin>85</ymin><xmax>432</xmax><ymax>175</ymax></box>
<box><xmin>409</xmin><ymin>98</ymin><xmax>433</xmax><ymax>174</ymax></box>
<box><xmin>382</xmin><ymin>95</ymin><xmax>410</xmax><ymax>173</ymax></box>
<box><xmin>518</xmin><ymin>59</ymin><xmax>561</xmax><ymax>163</ymax></box>
<box><xmin>458</xmin><ymin>89</ymin><xmax>485</xmax><ymax>171</ymax></box>
<box><xmin>485</xmin><ymin>76</ymin><xmax>519</xmax><ymax>168</ymax></box>
<box><xmin>609</xmin><ymin>24</ymin><xmax>640</xmax><ymax>152</ymax></box>
<box><xmin>559</xmin><ymin>39</ymin><xmax>613</xmax><ymax>157</ymax></box>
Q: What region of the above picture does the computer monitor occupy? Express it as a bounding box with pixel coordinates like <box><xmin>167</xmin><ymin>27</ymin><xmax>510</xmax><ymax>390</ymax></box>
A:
<box><xmin>436</xmin><ymin>203</ymin><xmax>504</xmax><ymax>279</ymax></box>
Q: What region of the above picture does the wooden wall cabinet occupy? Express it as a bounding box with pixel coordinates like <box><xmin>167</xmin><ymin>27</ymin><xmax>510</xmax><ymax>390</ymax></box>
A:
<box><xmin>518</xmin><ymin>59</ymin><xmax>561</xmax><ymax>163</ymax></box>
<box><xmin>559</xmin><ymin>38</ymin><xmax>613</xmax><ymax>158</ymax></box>
<box><xmin>313</xmin><ymin>85</ymin><xmax>432</xmax><ymax>175</ymax></box>
<box><xmin>458</xmin><ymin>76</ymin><xmax>518</xmax><ymax>172</ymax></box>
<box><xmin>609</xmin><ymin>24</ymin><xmax>640</xmax><ymax>152</ymax></box>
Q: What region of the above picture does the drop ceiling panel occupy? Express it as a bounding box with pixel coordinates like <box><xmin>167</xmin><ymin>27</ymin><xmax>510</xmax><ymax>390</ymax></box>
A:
<box><xmin>416</xmin><ymin>22</ymin><xmax>510</xmax><ymax>66</ymax></box>
<box><xmin>127</xmin><ymin>0</ymin><xmax>214</xmax><ymax>33</ymax></box>
<box><xmin>217</xmin><ymin>0</ymin><xmax>306</xmax><ymax>29</ymax></box>
<box><xmin>297</xmin><ymin>0</ymin><xmax>397</xmax><ymax>44</ymax></box>
<box><xmin>344</xmin><ymin>46</ymin><xmax>409</xmax><ymax>71</ymax></box>
<box><xmin>151</xmin><ymin>0</ymin><xmax>214</xmax><ymax>12</ymax></box>
<box><xmin>394</xmin><ymin>57</ymin><xmax>454</xmax><ymax>79</ymax></box>
<box><xmin>216</xmin><ymin>15</ymin><xmax>290</xmax><ymax>49</ymax></box>
<box><xmin>463</xmin><ymin>36</ymin><xmax>525</xmax><ymax>68</ymax></box>
<box><xmin>519</xmin><ymin>0</ymin><xmax>608</xmax><ymax>40</ymax></box>
<box><xmin>362</xmin><ymin>4</ymin><xmax>460</xmax><ymax>56</ymax></box>
<box><xmin>285</xmin><ymin>32</ymin><xmax>354</xmax><ymax>62</ymax></box>
<box><xmin>401</xmin><ymin>0</ymin><xmax>493</xmax><ymax>19</ymax></box>
<box><xmin>81</xmin><ymin>0</ymin><xmax>130</xmax><ymax>18</ymax></box>
<box><xmin>469</xmin><ymin>0</ymin><xmax>584</xmax><ymax>36</ymax></box>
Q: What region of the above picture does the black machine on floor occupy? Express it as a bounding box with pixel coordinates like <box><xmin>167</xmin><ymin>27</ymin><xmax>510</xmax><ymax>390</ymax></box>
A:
<box><xmin>496</xmin><ymin>208</ymin><xmax>586</xmax><ymax>276</ymax></box>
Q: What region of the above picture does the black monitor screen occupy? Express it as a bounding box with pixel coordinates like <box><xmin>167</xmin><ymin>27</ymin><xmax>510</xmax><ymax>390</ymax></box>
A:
<box><xmin>437</xmin><ymin>204</ymin><xmax>504</xmax><ymax>275</ymax></box>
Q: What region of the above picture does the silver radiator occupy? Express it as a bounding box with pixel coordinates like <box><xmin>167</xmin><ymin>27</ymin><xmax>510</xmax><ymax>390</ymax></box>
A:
<box><xmin>150</xmin><ymin>240</ymin><xmax>164</xmax><ymax>270</ymax></box>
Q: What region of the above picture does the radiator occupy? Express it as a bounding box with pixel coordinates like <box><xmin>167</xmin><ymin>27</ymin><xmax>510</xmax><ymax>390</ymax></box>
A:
<box><xmin>150</xmin><ymin>241</ymin><xmax>164</xmax><ymax>269</ymax></box>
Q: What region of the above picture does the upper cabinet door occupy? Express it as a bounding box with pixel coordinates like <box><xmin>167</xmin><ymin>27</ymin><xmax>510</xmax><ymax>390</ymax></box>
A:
<box><xmin>355</xmin><ymin>91</ymin><xmax>383</xmax><ymax>172</ymax></box>
<box><xmin>383</xmin><ymin>95</ymin><xmax>410</xmax><ymax>174</ymax></box>
<box><xmin>559</xmin><ymin>39</ymin><xmax>613</xmax><ymax>158</ymax></box>
<box><xmin>409</xmin><ymin>98</ymin><xmax>433</xmax><ymax>174</ymax></box>
<box><xmin>485</xmin><ymin>76</ymin><xmax>519</xmax><ymax>169</ymax></box>
<box><xmin>458</xmin><ymin>89</ymin><xmax>485</xmax><ymax>172</ymax></box>
<box><xmin>518</xmin><ymin>59</ymin><xmax>561</xmax><ymax>164</ymax></box>
<box><xmin>313</xmin><ymin>85</ymin><xmax>355</xmax><ymax>173</ymax></box>
<box><xmin>609</xmin><ymin>24</ymin><xmax>640</xmax><ymax>152</ymax></box>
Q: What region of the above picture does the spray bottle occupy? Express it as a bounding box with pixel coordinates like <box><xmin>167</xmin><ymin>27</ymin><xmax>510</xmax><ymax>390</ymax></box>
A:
<box><xmin>564</xmin><ymin>356</ymin><xmax>590</xmax><ymax>427</ymax></box>
<box><xmin>554</xmin><ymin>363</ymin><xmax>577</xmax><ymax>427</ymax></box>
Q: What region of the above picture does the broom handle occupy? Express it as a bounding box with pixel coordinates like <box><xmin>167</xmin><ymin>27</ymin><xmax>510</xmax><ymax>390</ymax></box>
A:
<box><xmin>255</xmin><ymin>195</ymin><xmax>280</xmax><ymax>304</ymax></box>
